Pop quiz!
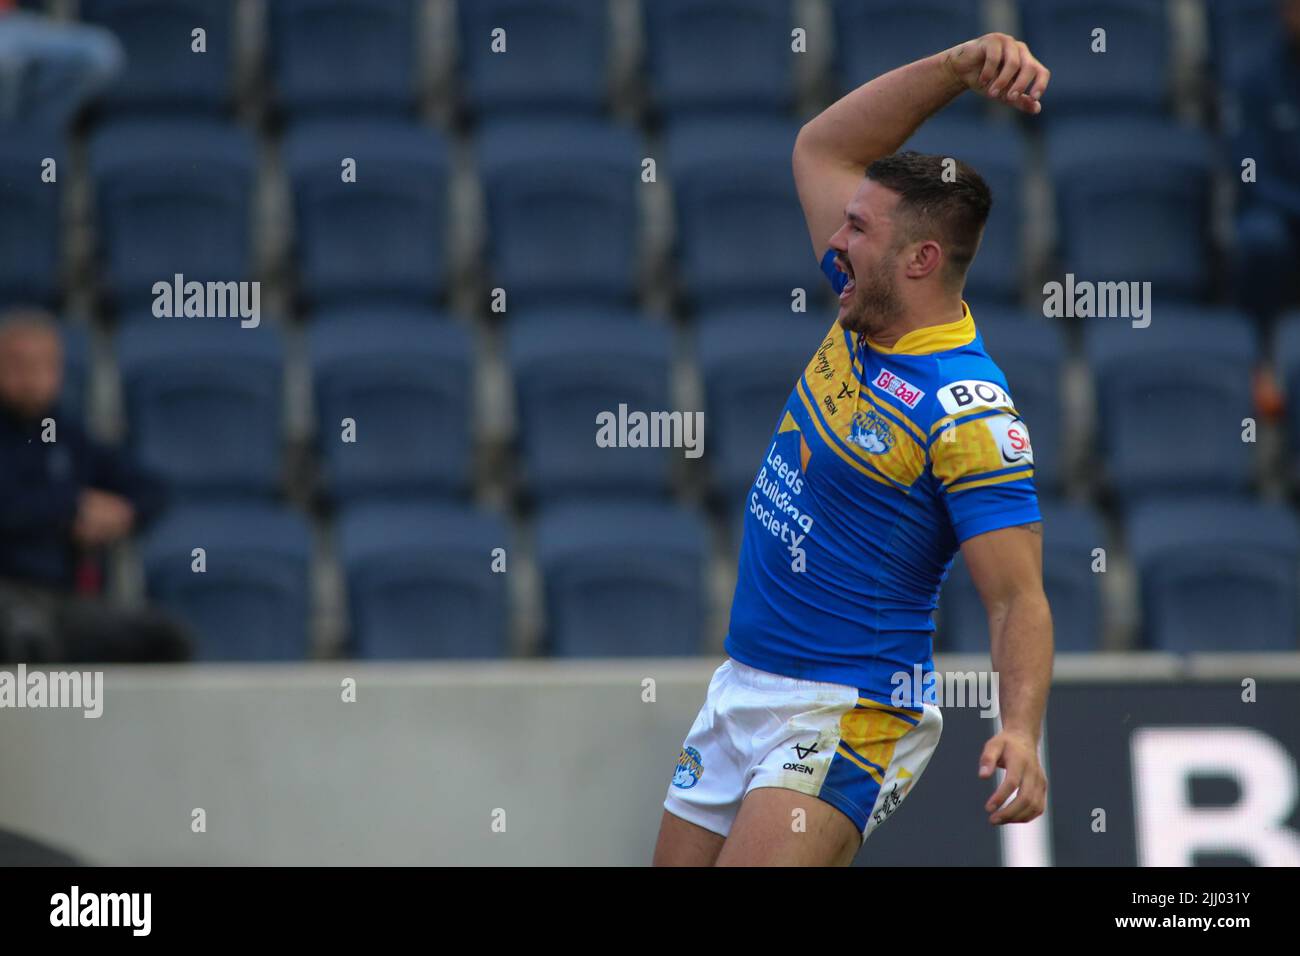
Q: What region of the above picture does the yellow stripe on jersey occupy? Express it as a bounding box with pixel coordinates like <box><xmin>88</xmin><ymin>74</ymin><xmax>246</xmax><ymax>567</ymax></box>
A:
<box><xmin>799</xmin><ymin>373</ymin><xmax>927</xmax><ymax>487</ymax></box>
<box><xmin>856</xmin><ymin>383</ymin><xmax>928</xmax><ymax>449</ymax></box>
<box><xmin>928</xmin><ymin>404</ymin><xmax>1022</xmax><ymax>439</ymax></box>
<box><xmin>796</xmin><ymin>379</ymin><xmax>898</xmax><ymax>490</ymax></box>
<box><xmin>931</xmin><ymin>414</ymin><xmax>1026</xmax><ymax>488</ymax></box>
<box><xmin>947</xmin><ymin>468</ymin><xmax>1035</xmax><ymax>494</ymax></box>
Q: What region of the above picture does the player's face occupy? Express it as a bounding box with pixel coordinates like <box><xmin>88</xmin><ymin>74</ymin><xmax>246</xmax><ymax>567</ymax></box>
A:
<box><xmin>827</xmin><ymin>180</ymin><xmax>906</xmax><ymax>338</ymax></box>
<box><xmin>0</xmin><ymin>326</ymin><xmax>63</xmax><ymax>420</ymax></box>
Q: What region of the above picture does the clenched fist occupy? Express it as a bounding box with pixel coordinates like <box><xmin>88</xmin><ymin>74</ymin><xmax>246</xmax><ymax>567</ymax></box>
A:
<box><xmin>943</xmin><ymin>33</ymin><xmax>1050</xmax><ymax>115</ymax></box>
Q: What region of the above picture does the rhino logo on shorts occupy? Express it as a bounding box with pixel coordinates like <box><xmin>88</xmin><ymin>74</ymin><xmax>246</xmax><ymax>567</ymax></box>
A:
<box><xmin>672</xmin><ymin>746</ymin><xmax>704</xmax><ymax>789</ymax></box>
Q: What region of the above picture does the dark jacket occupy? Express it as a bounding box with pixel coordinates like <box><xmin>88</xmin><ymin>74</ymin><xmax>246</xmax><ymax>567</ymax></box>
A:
<box><xmin>1233</xmin><ymin>39</ymin><xmax>1300</xmax><ymax>221</ymax></box>
<box><xmin>0</xmin><ymin>407</ymin><xmax>166</xmax><ymax>589</ymax></box>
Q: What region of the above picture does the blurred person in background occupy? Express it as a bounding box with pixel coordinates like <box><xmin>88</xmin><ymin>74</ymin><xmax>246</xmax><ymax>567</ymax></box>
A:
<box><xmin>0</xmin><ymin>308</ymin><xmax>191</xmax><ymax>663</ymax></box>
<box><xmin>0</xmin><ymin>0</ymin><xmax>121</xmax><ymax>129</ymax></box>
<box><xmin>1230</xmin><ymin>0</ymin><xmax>1300</xmax><ymax>319</ymax></box>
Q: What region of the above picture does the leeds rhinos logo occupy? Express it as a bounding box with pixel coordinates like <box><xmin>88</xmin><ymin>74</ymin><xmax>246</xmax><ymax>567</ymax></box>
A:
<box><xmin>672</xmin><ymin>746</ymin><xmax>704</xmax><ymax>789</ymax></box>
<box><xmin>848</xmin><ymin>407</ymin><xmax>894</xmax><ymax>455</ymax></box>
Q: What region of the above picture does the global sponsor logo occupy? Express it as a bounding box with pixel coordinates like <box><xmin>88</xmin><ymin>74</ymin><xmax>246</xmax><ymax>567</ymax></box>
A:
<box><xmin>872</xmin><ymin>369</ymin><xmax>925</xmax><ymax>409</ymax></box>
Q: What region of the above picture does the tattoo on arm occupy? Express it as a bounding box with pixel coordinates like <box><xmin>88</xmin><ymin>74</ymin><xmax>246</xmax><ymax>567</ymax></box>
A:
<box><xmin>1019</xmin><ymin>522</ymin><xmax>1042</xmax><ymax>535</ymax></box>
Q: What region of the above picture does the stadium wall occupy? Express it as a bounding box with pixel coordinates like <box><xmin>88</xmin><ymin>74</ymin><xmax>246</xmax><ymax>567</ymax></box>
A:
<box><xmin>1</xmin><ymin>655</ymin><xmax>1298</xmax><ymax>866</ymax></box>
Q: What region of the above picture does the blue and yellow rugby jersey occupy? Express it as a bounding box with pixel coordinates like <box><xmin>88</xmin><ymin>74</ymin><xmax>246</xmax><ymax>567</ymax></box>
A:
<box><xmin>724</xmin><ymin>249</ymin><xmax>1041</xmax><ymax>703</ymax></box>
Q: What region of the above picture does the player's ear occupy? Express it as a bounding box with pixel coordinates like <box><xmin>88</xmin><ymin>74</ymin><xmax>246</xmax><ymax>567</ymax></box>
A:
<box><xmin>905</xmin><ymin>239</ymin><xmax>945</xmax><ymax>280</ymax></box>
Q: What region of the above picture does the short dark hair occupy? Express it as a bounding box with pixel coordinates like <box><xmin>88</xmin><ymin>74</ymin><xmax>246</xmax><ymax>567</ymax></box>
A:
<box><xmin>865</xmin><ymin>150</ymin><xmax>992</xmax><ymax>288</ymax></box>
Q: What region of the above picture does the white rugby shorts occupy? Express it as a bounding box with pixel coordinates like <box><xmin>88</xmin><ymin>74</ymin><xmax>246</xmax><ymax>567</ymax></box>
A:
<box><xmin>664</xmin><ymin>658</ymin><xmax>943</xmax><ymax>841</ymax></box>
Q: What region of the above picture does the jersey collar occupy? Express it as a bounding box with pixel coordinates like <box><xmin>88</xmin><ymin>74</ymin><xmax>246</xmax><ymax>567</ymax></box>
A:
<box><xmin>866</xmin><ymin>302</ymin><xmax>976</xmax><ymax>356</ymax></box>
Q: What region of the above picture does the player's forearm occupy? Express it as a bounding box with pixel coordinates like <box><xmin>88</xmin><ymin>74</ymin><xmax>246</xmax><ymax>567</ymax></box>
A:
<box><xmin>987</xmin><ymin>592</ymin><xmax>1053</xmax><ymax>743</ymax></box>
<box><xmin>794</xmin><ymin>51</ymin><xmax>966</xmax><ymax>172</ymax></box>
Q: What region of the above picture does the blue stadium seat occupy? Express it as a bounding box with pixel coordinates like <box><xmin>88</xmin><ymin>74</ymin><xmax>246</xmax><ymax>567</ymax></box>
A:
<box><xmin>117</xmin><ymin>320</ymin><xmax>284</xmax><ymax>496</ymax></box>
<box><xmin>832</xmin><ymin>0</ymin><xmax>982</xmax><ymax>113</ymax></box>
<box><xmin>1207</xmin><ymin>0</ymin><xmax>1283</xmax><ymax>94</ymax></box>
<box><xmin>536</xmin><ymin>500</ymin><xmax>709</xmax><ymax>656</ymax></box>
<box><xmin>1128</xmin><ymin>497</ymin><xmax>1299</xmax><ymax>651</ymax></box>
<box><xmin>1273</xmin><ymin>309</ymin><xmax>1300</xmax><ymax>481</ymax></box>
<box><xmin>938</xmin><ymin>498</ymin><xmax>1106</xmax><ymax>652</ymax></box>
<box><xmin>1018</xmin><ymin>0</ymin><xmax>1170</xmax><ymax>116</ymax></box>
<box><xmin>509</xmin><ymin>306</ymin><xmax>645</xmax><ymax>325</ymax></box>
<box><xmin>58</xmin><ymin>322</ymin><xmax>90</xmax><ymax>420</ymax></box>
<box><xmin>643</xmin><ymin>0</ymin><xmax>793</xmax><ymax>116</ymax></box>
<box><xmin>284</xmin><ymin>120</ymin><xmax>450</xmax><ymax>307</ymax></box>
<box><xmin>1086</xmin><ymin>308</ymin><xmax>1256</xmax><ymax>500</ymax></box>
<box><xmin>508</xmin><ymin>317</ymin><xmax>674</xmax><ymax>500</ymax></box>
<box><xmin>80</xmin><ymin>0</ymin><xmax>234</xmax><ymax>113</ymax></box>
<box><xmin>337</xmin><ymin>502</ymin><xmax>511</xmax><ymax>659</ymax></box>
<box><xmin>268</xmin><ymin>0</ymin><xmax>417</xmax><ymax>116</ymax></box>
<box><xmin>667</xmin><ymin>117</ymin><xmax>819</xmax><ymax>308</ymax></box>
<box><xmin>1046</xmin><ymin>118</ymin><xmax>1215</xmax><ymax>302</ymax></box>
<box><xmin>478</xmin><ymin>118</ymin><xmax>641</xmax><ymax>309</ymax></box>
<box><xmin>457</xmin><ymin>0</ymin><xmax>608</xmax><ymax>116</ymax></box>
<box><xmin>972</xmin><ymin>308</ymin><xmax>1067</xmax><ymax>491</ymax></box>
<box><xmin>0</xmin><ymin>134</ymin><xmax>63</xmax><ymax>307</ymax></box>
<box><xmin>141</xmin><ymin>502</ymin><xmax>312</xmax><ymax>660</ymax></box>
<box><xmin>308</xmin><ymin>311</ymin><xmax>473</xmax><ymax>502</ymax></box>
<box><xmin>903</xmin><ymin>116</ymin><xmax>1028</xmax><ymax>302</ymax></box>
<box><xmin>88</xmin><ymin>118</ymin><xmax>255</xmax><ymax>310</ymax></box>
<box><xmin>697</xmin><ymin>309</ymin><xmax>815</xmax><ymax>501</ymax></box>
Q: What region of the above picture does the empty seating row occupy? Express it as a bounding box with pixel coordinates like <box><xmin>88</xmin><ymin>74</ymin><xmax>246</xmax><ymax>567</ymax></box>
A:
<box><xmin>0</xmin><ymin>114</ymin><xmax>1226</xmax><ymax>312</ymax></box>
<box><xmin>138</xmin><ymin>495</ymin><xmax>1300</xmax><ymax>661</ymax></box>
<box><xmin>54</xmin><ymin>304</ymin><xmax>1296</xmax><ymax>504</ymax></box>
<box><xmin>41</xmin><ymin>1</ymin><xmax>1274</xmax><ymax>120</ymax></box>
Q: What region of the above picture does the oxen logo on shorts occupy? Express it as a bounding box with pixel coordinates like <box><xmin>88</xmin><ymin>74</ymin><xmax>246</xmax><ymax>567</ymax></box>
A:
<box><xmin>672</xmin><ymin>746</ymin><xmax>704</xmax><ymax>789</ymax></box>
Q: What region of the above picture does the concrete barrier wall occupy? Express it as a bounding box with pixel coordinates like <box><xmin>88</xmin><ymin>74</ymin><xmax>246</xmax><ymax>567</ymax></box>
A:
<box><xmin>1</xmin><ymin>654</ymin><xmax>1296</xmax><ymax>865</ymax></box>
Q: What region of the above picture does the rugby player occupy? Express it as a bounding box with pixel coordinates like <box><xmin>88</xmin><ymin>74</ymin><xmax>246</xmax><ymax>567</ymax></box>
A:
<box><xmin>654</xmin><ymin>33</ymin><xmax>1054</xmax><ymax>866</ymax></box>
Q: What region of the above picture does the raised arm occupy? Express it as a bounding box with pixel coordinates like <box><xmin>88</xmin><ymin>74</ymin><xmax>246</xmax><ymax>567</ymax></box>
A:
<box><xmin>792</xmin><ymin>33</ymin><xmax>1050</xmax><ymax>255</ymax></box>
<box><xmin>960</xmin><ymin>522</ymin><xmax>1053</xmax><ymax>825</ymax></box>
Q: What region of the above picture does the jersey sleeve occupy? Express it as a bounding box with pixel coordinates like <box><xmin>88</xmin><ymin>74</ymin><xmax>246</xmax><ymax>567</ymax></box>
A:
<box><xmin>927</xmin><ymin>379</ymin><xmax>1041</xmax><ymax>542</ymax></box>
<box><xmin>820</xmin><ymin>248</ymin><xmax>849</xmax><ymax>296</ymax></box>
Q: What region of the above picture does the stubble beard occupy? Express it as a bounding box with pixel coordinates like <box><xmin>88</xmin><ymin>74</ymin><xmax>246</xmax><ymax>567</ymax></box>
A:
<box><xmin>837</xmin><ymin>257</ymin><xmax>904</xmax><ymax>339</ymax></box>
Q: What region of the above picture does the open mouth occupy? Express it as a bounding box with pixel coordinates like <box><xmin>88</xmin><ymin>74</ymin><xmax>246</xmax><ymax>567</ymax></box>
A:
<box><xmin>836</xmin><ymin>258</ymin><xmax>856</xmax><ymax>301</ymax></box>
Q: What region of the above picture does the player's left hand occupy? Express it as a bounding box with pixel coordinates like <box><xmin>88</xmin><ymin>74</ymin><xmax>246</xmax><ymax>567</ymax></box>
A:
<box><xmin>978</xmin><ymin>730</ymin><xmax>1048</xmax><ymax>825</ymax></box>
<box><xmin>942</xmin><ymin>33</ymin><xmax>1050</xmax><ymax>115</ymax></box>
